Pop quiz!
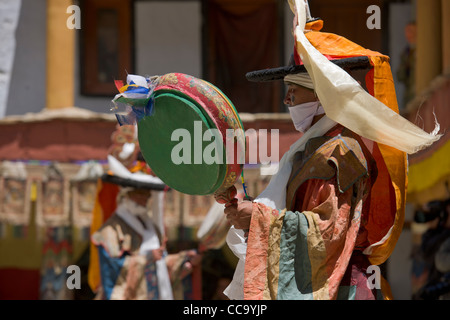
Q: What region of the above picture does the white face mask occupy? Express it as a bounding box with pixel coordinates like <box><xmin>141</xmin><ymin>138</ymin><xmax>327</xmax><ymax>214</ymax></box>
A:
<box><xmin>288</xmin><ymin>101</ymin><xmax>325</xmax><ymax>133</ymax></box>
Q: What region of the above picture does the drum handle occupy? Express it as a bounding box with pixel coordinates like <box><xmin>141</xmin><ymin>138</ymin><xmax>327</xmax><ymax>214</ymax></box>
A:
<box><xmin>213</xmin><ymin>178</ymin><xmax>252</xmax><ymax>237</ymax></box>
<box><xmin>214</xmin><ymin>185</ymin><xmax>238</xmax><ymax>205</ymax></box>
<box><xmin>213</xmin><ymin>171</ymin><xmax>251</xmax><ymax>205</ymax></box>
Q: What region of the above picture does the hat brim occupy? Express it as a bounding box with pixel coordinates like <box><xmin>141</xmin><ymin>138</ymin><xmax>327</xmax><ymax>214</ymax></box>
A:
<box><xmin>245</xmin><ymin>56</ymin><xmax>371</xmax><ymax>82</ymax></box>
<box><xmin>101</xmin><ymin>173</ymin><xmax>167</xmax><ymax>191</ymax></box>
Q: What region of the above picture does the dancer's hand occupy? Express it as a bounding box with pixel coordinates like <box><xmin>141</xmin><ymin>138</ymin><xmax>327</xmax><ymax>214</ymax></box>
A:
<box><xmin>224</xmin><ymin>200</ymin><xmax>253</xmax><ymax>230</ymax></box>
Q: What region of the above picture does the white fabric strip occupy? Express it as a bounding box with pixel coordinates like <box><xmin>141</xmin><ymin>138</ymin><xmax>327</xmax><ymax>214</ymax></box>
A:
<box><xmin>291</xmin><ymin>0</ymin><xmax>441</xmax><ymax>155</ymax></box>
<box><xmin>116</xmin><ymin>203</ymin><xmax>174</xmax><ymax>300</ymax></box>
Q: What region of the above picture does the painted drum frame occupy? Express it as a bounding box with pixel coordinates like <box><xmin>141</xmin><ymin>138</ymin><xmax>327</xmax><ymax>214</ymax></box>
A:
<box><xmin>138</xmin><ymin>73</ymin><xmax>245</xmax><ymax>196</ymax></box>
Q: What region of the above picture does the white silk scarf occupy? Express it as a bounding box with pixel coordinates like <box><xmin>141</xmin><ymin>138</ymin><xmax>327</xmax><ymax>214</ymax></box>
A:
<box><xmin>289</xmin><ymin>0</ymin><xmax>441</xmax><ymax>155</ymax></box>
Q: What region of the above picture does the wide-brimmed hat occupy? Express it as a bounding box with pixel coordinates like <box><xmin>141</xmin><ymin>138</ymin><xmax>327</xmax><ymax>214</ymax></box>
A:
<box><xmin>246</xmin><ymin>18</ymin><xmax>372</xmax><ymax>83</ymax></box>
<box><xmin>246</xmin><ymin>55</ymin><xmax>371</xmax><ymax>82</ymax></box>
<box><xmin>102</xmin><ymin>154</ymin><xmax>166</xmax><ymax>191</ymax></box>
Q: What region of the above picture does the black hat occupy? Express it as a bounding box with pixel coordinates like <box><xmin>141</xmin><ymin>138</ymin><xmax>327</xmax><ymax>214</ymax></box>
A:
<box><xmin>101</xmin><ymin>173</ymin><xmax>166</xmax><ymax>191</ymax></box>
<box><xmin>245</xmin><ymin>15</ymin><xmax>372</xmax><ymax>83</ymax></box>
<box><xmin>102</xmin><ymin>154</ymin><xmax>167</xmax><ymax>191</ymax></box>
<box><xmin>246</xmin><ymin>55</ymin><xmax>371</xmax><ymax>82</ymax></box>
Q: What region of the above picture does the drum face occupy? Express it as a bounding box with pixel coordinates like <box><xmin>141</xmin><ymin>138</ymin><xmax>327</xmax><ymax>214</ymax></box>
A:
<box><xmin>137</xmin><ymin>73</ymin><xmax>245</xmax><ymax>196</ymax></box>
<box><xmin>138</xmin><ymin>92</ymin><xmax>226</xmax><ymax>195</ymax></box>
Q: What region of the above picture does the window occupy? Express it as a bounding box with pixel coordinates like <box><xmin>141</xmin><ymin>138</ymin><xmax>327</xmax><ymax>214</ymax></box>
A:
<box><xmin>80</xmin><ymin>0</ymin><xmax>133</xmax><ymax>96</ymax></box>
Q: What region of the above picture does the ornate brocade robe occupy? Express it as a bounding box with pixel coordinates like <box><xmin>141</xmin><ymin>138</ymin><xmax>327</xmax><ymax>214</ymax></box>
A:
<box><xmin>243</xmin><ymin>125</ymin><xmax>386</xmax><ymax>300</ymax></box>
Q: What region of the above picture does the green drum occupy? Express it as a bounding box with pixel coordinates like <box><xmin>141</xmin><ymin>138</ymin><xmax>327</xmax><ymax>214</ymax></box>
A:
<box><xmin>134</xmin><ymin>73</ymin><xmax>245</xmax><ymax>196</ymax></box>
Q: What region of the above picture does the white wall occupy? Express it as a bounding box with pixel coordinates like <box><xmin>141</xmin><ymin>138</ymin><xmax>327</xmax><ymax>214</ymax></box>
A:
<box><xmin>0</xmin><ymin>0</ymin><xmax>22</xmax><ymax>118</ymax></box>
<box><xmin>5</xmin><ymin>0</ymin><xmax>44</xmax><ymax>117</ymax></box>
